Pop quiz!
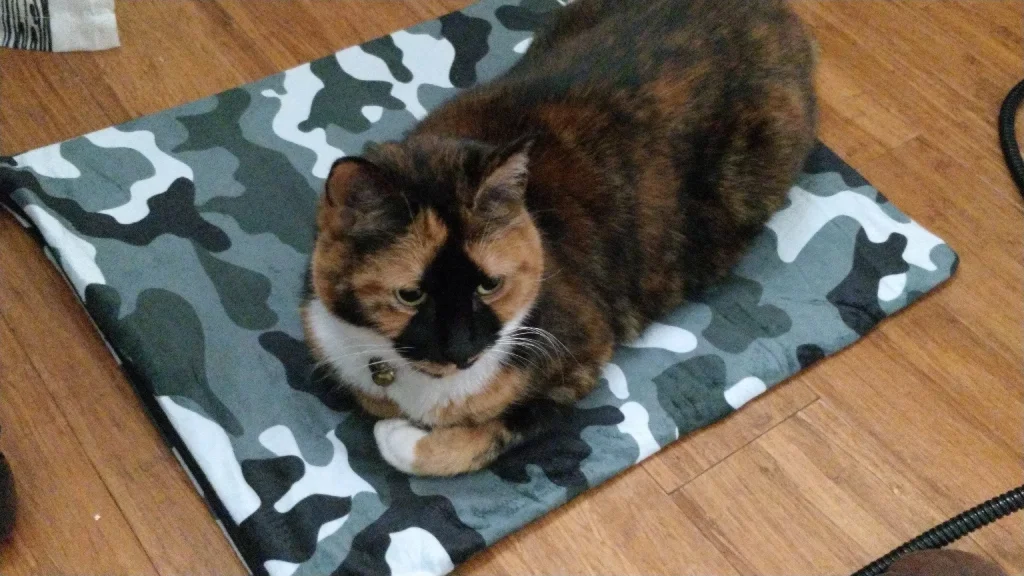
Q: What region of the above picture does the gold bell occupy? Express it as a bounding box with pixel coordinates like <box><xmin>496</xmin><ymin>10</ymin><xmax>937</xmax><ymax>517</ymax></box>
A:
<box><xmin>368</xmin><ymin>357</ymin><xmax>396</xmax><ymax>387</ymax></box>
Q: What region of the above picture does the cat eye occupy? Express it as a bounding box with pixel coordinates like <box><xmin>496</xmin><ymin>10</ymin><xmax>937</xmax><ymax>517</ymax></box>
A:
<box><xmin>477</xmin><ymin>276</ymin><xmax>505</xmax><ymax>296</ymax></box>
<box><xmin>395</xmin><ymin>287</ymin><xmax>426</xmax><ymax>307</ymax></box>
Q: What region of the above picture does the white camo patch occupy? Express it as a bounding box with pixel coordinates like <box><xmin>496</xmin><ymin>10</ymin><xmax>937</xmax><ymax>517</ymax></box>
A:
<box><xmin>85</xmin><ymin>127</ymin><xmax>194</xmax><ymax>224</ymax></box>
<box><xmin>336</xmin><ymin>31</ymin><xmax>456</xmax><ymax>120</ymax></box>
<box><xmin>262</xmin><ymin>63</ymin><xmax>347</xmax><ymax>179</ymax></box>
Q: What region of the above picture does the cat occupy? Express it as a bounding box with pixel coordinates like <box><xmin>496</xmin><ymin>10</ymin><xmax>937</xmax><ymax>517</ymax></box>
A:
<box><xmin>302</xmin><ymin>0</ymin><xmax>817</xmax><ymax>476</ymax></box>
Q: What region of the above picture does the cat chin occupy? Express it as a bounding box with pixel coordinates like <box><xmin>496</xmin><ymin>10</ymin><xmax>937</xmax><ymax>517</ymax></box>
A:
<box><xmin>304</xmin><ymin>297</ymin><xmax>527</xmax><ymax>426</ymax></box>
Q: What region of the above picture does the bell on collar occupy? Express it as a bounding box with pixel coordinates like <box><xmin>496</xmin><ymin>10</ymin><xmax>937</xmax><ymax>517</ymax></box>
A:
<box><xmin>368</xmin><ymin>357</ymin><xmax>396</xmax><ymax>387</ymax></box>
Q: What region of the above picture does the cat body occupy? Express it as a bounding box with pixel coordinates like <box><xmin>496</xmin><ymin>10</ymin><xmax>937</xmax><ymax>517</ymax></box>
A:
<box><xmin>303</xmin><ymin>0</ymin><xmax>817</xmax><ymax>475</ymax></box>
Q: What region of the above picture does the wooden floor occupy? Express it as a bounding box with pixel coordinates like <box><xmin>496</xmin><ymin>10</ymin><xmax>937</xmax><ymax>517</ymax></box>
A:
<box><xmin>1</xmin><ymin>1</ymin><xmax>1021</xmax><ymax>574</ymax></box>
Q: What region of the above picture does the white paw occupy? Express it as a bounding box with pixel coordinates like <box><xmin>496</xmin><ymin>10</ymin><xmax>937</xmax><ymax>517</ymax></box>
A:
<box><xmin>374</xmin><ymin>419</ymin><xmax>427</xmax><ymax>474</ymax></box>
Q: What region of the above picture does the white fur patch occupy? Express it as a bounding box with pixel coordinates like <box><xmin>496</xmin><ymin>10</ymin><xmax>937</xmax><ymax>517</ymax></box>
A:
<box><xmin>374</xmin><ymin>419</ymin><xmax>427</xmax><ymax>474</ymax></box>
<box><xmin>304</xmin><ymin>298</ymin><xmax>526</xmax><ymax>425</ymax></box>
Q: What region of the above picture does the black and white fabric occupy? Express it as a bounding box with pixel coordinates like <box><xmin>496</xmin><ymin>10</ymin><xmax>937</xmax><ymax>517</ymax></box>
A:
<box><xmin>1</xmin><ymin>0</ymin><xmax>118</xmax><ymax>52</ymax></box>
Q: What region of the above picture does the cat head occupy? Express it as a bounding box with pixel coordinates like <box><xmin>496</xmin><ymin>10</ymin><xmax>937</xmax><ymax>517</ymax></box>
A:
<box><xmin>310</xmin><ymin>134</ymin><xmax>543</xmax><ymax>378</ymax></box>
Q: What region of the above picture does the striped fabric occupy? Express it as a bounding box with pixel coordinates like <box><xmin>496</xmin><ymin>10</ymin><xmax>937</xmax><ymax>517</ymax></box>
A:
<box><xmin>1</xmin><ymin>0</ymin><xmax>117</xmax><ymax>52</ymax></box>
<box><xmin>1</xmin><ymin>0</ymin><xmax>51</xmax><ymax>50</ymax></box>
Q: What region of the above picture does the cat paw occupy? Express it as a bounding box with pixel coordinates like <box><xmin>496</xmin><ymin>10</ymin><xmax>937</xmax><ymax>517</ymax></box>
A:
<box><xmin>374</xmin><ymin>418</ymin><xmax>427</xmax><ymax>474</ymax></box>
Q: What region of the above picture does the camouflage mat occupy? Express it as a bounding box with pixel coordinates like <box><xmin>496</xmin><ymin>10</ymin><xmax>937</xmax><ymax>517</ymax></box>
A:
<box><xmin>0</xmin><ymin>0</ymin><xmax>958</xmax><ymax>574</ymax></box>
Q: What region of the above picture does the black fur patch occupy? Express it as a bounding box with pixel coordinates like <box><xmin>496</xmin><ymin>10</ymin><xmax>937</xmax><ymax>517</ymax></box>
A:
<box><xmin>394</xmin><ymin>229</ymin><xmax>503</xmax><ymax>367</ymax></box>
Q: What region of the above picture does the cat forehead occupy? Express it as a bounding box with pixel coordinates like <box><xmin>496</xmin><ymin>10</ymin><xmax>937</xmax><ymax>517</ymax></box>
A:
<box><xmin>369</xmin><ymin>140</ymin><xmax>492</xmax><ymax>193</ymax></box>
<box><xmin>356</xmin><ymin>206</ymin><xmax>523</xmax><ymax>274</ymax></box>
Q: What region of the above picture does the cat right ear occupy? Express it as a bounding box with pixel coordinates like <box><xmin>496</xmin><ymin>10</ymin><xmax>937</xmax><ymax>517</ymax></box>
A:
<box><xmin>473</xmin><ymin>135</ymin><xmax>534</xmax><ymax>222</ymax></box>
<box><xmin>325</xmin><ymin>156</ymin><xmax>380</xmax><ymax>207</ymax></box>
<box><xmin>322</xmin><ymin>156</ymin><xmax>399</xmax><ymax>235</ymax></box>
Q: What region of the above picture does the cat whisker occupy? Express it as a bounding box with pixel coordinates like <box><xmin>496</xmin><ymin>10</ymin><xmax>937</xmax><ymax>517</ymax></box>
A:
<box><xmin>500</xmin><ymin>350</ymin><xmax>539</xmax><ymax>371</ymax></box>
<box><xmin>512</xmin><ymin>326</ymin><xmax>576</xmax><ymax>363</ymax></box>
<box><xmin>498</xmin><ymin>336</ymin><xmax>553</xmax><ymax>367</ymax></box>
<box><xmin>338</xmin><ymin>344</ymin><xmax>397</xmax><ymax>353</ymax></box>
<box><xmin>541</xmin><ymin>268</ymin><xmax>564</xmax><ymax>282</ymax></box>
<box><xmin>504</xmin><ymin>333</ymin><xmax>560</xmax><ymax>365</ymax></box>
<box><xmin>336</xmin><ymin>343</ymin><xmax>396</xmax><ymax>351</ymax></box>
<box><xmin>504</xmin><ymin>338</ymin><xmax>554</xmax><ymax>363</ymax></box>
<box><xmin>328</xmin><ymin>350</ymin><xmax>389</xmax><ymax>362</ymax></box>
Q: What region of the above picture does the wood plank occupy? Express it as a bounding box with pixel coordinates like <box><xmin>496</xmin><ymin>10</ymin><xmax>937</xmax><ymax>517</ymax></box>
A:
<box><xmin>0</xmin><ymin>317</ymin><xmax>158</xmax><ymax>576</ymax></box>
<box><xmin>793</xmin><ymin>0</ymin><xmax>1023</xmax><ymax>201</ymax></box>
<box><xmin>858</xmin><ymin>135</ymin><xmax>1024</xmax><ymax>372</ymax></box>
<box><xmin>0</xmin><ymin>213</ymin><xmax>248</xmax><ymax>576</ymax></box>
<box><xmin>459</xmin><ymin>466</ymin><xmax>740</xmax><ymax>576</ymax></box>
<box><xmin>803</xmin><ymin>334</ymin><xmax>1023</xmax><ymax>573</ymax></box>
<box><xmin>643</xmin><ymin>381</ymin><xmax>818</xmax><ymax>494</ymax></box>
<box><xmin>875</xmin><ymin>300</ymin><xmax>1022</xmax><ymax>455</ymax></box>
<box><xmin>675</xmin><ymin>399</ymin><xmax>1002</xmax><ymax>575</ymax></box>
<box><xmin>814</xmin><ymin>96</ymin><xmax>919</xmax><ymax>168</ymax></box>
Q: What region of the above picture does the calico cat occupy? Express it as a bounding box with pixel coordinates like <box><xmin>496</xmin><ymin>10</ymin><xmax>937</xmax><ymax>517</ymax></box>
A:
<box><xmin>303</xmin><ymin>0</ymin><xmax>817</xmax><ymax>476</ymax></box>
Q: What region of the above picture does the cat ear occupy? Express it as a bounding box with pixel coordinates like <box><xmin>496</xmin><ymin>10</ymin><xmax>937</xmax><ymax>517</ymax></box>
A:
<box><xmin>323</xmin><ymin>156</ymin><xmax>401</xmax><ymax>235</ymax></box>
<box><xmin>473</xmin><ymin>135</ymin><xmax>534</xmax><ymax>221</ymax></box>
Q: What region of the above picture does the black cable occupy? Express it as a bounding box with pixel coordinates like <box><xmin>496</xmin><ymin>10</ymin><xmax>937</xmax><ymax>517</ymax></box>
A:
<box><xmin>851</xmin><ymin>79</ymin><xmax>1024</xmax><ymax>576</ymax></box>
<box><xmin>851</xmin><ymin>485</ymin><xmax>1024</xmax><ymax>576</ymax></box>
<box><xmin>998</xmin><ymin>78</ymin><xmax>1024</xmax><ymax>195</ymax></box>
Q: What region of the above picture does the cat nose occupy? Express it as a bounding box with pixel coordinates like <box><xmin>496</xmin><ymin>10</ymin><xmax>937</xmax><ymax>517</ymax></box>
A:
<box><xmin>444</xmin><ymin>326</ymin><xmax>480</xmax><ymax>368</ymax></box>
<box><xmin>443</xmin><ymin>339</ymin><xmax>481</xmax><ymax>369</ymax></box>
<box><xmin>453</xmin><ymin>354</ymin><xmax>481</xmax><ymax>370</ymax></box>
<box><xmin>444</xmin><ymin>348</ymin><xmax>479</xmax><ymax>370</ymax></box>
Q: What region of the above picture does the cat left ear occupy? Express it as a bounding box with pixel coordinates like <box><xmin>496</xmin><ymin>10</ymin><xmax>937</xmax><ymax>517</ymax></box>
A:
<box><xmin>473</xmin><ymin>135</ymin><xmax>535</xmax><ymax>221</ymax></box>
<box><xmin>322</xmin><ymin>156</ymin><xmax>402</xmax><ymax>237</ymax></box>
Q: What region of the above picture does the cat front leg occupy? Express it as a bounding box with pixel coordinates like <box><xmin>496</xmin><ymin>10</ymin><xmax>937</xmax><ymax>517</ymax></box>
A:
<box><xmin>372</xmin><ymin>368</ymin><xmax>530</xmax><ymax>475</ymax></box>
<box><xmin>373</xmin><ymin>418</ymin><xmax>518</xmax><ymax>476</ymax></box>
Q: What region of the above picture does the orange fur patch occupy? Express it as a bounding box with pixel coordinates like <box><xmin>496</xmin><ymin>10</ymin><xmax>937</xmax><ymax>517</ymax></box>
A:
<box><xmin>349</xmin><ymin>209</ymin><xmax>448</xmax><ymax>337</ymax></box>
<box><xmin>465</xmin><ymin>216</ymin><xmax>544</xmax><ymax>324</ymax></box>
<box><xmin>412</xmin><ymin>420</ymin><xmax>516</xmax><ymax>476</ymax></box>
<box><xmin>310</xmin><ymin>236</ymin><xmax>350</xmax><ymax>307</ymax></box>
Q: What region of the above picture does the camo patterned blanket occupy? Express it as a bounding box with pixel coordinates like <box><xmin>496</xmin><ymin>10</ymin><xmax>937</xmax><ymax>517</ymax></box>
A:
<box><xmin>0</xmin><ymin>0</ymin><xmax>958</xmax><ymax>574</ymax></box>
